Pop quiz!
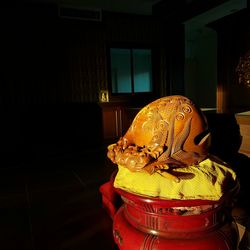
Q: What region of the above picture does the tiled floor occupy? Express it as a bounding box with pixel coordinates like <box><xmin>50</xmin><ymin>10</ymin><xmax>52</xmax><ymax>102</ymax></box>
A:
<box><xmin>0</xmin><ymin>148</ymin><xmax>118</xmax><ymax>250</ymax></box>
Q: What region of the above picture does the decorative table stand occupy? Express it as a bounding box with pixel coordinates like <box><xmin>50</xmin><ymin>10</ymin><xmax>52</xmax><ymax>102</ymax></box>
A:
<box><xmin>113</xmin><ymin>186</ymin><xmax>239</xmax><ymax>250</ymax></box>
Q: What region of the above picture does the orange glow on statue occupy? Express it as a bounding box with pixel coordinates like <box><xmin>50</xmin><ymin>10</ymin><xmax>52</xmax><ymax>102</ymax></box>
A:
<box><xmin>107</xmin><ymin>95</ymin><xmax>211</xmax><ymax>182</ymax></box>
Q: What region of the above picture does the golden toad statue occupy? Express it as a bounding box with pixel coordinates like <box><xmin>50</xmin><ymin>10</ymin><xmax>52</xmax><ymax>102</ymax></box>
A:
<box><xmin>107</xmin><ymin>95</ymin><xmax>211</xmax><ymax>182</ymax></box>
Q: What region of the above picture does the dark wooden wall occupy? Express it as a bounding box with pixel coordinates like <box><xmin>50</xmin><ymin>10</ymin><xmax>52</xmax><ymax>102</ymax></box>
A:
<box><xmin>3</xmin><ymin>3</ymin><xmax>169</xmax><ymax>105</ymax></box>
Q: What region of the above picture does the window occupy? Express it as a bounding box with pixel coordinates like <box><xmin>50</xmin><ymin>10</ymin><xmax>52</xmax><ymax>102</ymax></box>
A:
<box><xmin>110</xmin><ymin>48</ymin><xmax>153</xmax><ymax>94</ymax></box>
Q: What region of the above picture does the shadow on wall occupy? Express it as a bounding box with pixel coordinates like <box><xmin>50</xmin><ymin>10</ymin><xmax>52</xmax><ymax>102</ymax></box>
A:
<box><xmin>205</xmin><ymin>113</ymin><xmax>242</xmax><ymax>162</ymax></box>
<box><xmin>205</xmin><ymin>113</ymin><xmax>250</xmax><ymax>212</ymax></box>
<box><xmin>1</xmin><ymin>103</ymin><xmax>103</xmax><ymax>165</ymax></box>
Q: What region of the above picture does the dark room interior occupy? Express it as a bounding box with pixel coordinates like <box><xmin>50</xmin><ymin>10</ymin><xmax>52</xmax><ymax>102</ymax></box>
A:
<box><xmin>1</xmin><ymin>0</ymin><xmax>250</xmax><ymax>249</ymax></box>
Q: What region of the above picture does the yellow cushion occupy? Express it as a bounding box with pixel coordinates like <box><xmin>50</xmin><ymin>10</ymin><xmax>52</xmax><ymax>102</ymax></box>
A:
<box><xmin>114</xmin><ymin>158</ymin><xmax>237</xmax><ymax>200</ymax></box>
